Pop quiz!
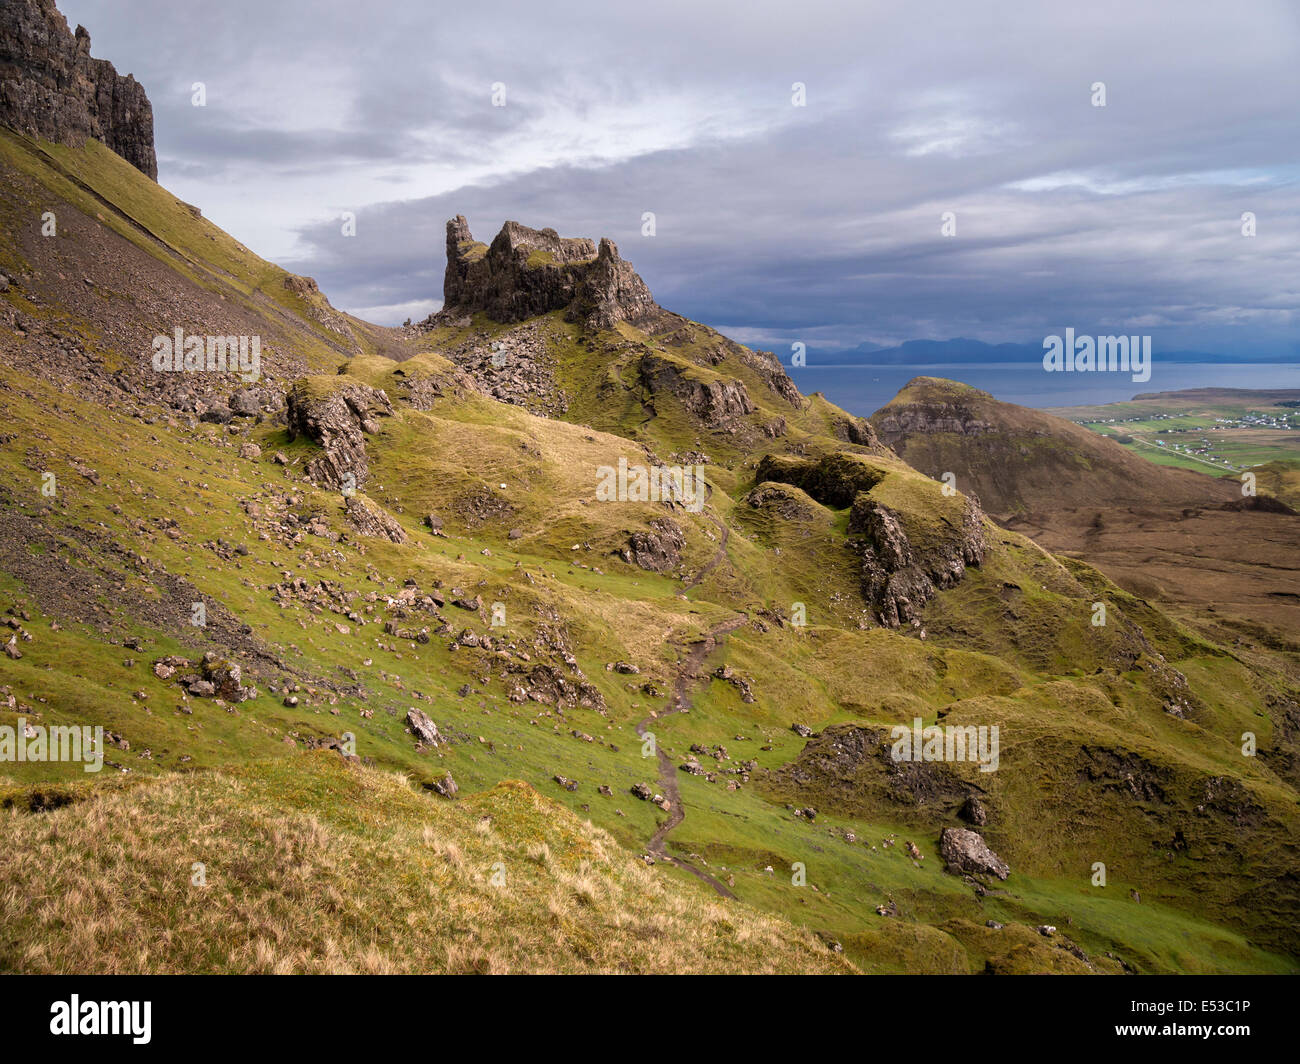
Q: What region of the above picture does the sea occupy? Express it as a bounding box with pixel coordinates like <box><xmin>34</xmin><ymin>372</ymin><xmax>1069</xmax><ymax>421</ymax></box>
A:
<box><xmin>792</xmin><ymin>362</ymin><xmax>1300</xmax><ymax>418</ymax></box>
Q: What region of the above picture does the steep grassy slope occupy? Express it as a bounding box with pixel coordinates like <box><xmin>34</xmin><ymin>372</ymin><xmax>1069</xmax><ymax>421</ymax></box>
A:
<box><xmin>1</xmin><ymin>134</ymin><xmax>1298</xmax><ymax>975</ymax></box>
<box><xmin>0</xmin><ymin>753</ymin><xmax>852</xmax><ymax>974</ymax></box>
<box><xmin>1232</xmin><ymin>459</ymin><xmax>1300</xmax><ymax>510</ymax></box>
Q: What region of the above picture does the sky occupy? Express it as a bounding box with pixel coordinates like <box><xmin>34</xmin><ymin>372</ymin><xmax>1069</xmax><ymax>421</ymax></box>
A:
<box><xmin>58</xmin><ymin>0</ymin><xmax>1300</xmax><ymax>358</ymax></box>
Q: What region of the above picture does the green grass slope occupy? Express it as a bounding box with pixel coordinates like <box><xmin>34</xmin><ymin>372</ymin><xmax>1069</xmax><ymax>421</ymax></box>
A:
<box><xmin>0</xmin><ymin>137</ymin><xmax>1298</xmax><ymax>975</ymax></box>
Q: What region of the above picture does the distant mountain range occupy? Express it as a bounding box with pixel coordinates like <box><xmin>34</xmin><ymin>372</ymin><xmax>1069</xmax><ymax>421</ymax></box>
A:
<box><xmin>828</xmin><ymin>337</ymin><xmax>1292</xmax><ymax>365</ymax></box>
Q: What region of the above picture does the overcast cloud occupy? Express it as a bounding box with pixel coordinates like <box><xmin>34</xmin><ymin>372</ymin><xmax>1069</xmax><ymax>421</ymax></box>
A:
<box><xmin>57</xmin><ymin>0</ymin><xmax>1300</xmax><ymax>356</ymax></box>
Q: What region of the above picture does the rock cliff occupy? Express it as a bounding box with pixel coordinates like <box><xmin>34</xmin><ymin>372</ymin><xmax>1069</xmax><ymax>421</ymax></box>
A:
<box><xmin>0</xmin><ymin>0</ymin><xmax>156</xmax><ymax>179</ymax></box>
<box><xmin>286</xmin><ymin>377</ymin><xmax>394</xmax><ymax>491</ymax></box>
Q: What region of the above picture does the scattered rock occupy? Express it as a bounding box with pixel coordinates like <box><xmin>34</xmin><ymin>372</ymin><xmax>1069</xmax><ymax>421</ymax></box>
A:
<box><xmin>427</xmin><ymin>771</ymin><xmax>458</xmax><ymax>798</ymax></box>
<box><xmin>959</xmin><ymin>794</ymin><xmax>989</xmax><ymax>826</ymax></box>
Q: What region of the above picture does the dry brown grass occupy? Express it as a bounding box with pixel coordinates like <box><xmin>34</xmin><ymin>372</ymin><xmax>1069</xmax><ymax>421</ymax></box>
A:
<box><xmin>0</xmin><ymin>752</ymin><xmax>854</xmax><ymax>974</ymax></box>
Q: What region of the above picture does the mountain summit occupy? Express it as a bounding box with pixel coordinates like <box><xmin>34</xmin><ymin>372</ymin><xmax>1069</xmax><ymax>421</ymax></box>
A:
<box><xmin>438</xmin><ymin>216</ymin><xmax>659</xmax><ymax>329</ymax></box>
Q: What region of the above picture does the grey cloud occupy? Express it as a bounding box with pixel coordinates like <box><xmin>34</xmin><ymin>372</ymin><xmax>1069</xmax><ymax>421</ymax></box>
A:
<box><xmin>55</xmin><ymin>0</ymin><xmax>1300</xmax><ymax>355</ymax></box>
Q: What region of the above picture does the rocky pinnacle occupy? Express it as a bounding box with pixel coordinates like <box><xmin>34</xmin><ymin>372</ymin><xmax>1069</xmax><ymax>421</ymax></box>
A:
<box><xmin>438</xmin><ymin>216</ymin><xmax>659</xmax><ymax>329</ymax></box>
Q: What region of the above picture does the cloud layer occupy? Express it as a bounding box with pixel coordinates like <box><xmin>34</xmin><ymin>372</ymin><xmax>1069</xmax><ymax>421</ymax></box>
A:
<box><xmin>59</xmin><ymin>0</ymin><xmax>1300</xmax><ymax>356</ymax></box>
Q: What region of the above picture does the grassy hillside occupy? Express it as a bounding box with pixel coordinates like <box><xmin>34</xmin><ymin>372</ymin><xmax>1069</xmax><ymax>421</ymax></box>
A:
<box><xmin>0</xmin><ymin>753</ymin><xmax>852</xmax><ymax>974</ymax></box>
<box><xmin>870</xmin><ymin>377</ymin><xmax>1239</xmax><ymax>517</ymax></box>
<box><xmin>1</xmin><ymin>133</ymin><xmax>1298</xmax><ymax>975</ymax></box>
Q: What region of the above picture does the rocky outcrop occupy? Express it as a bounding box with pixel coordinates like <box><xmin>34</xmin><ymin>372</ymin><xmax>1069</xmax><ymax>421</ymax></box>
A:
<box><xmin>620</xmin><ymin>517</ymin><xmax>685</xmax><ymax>572</ymax></box>
<box><xmin>872</xmin><ymin>400</ymin><xmax>995</xmax><ymax>445</ymax></box>
<box><xmin>283</xmin><ymin>275</ymin><xmax>354</xmax><ymax>339</ymax></box>
<box><xmin>763</xmin><ymin>722</ymin><xmax>979</xmax><ymax>817</ymax></box>
<box><xmin>343</xmin><ymin>495</ymin><xmax>407</xmax><ymax>543</ymax></box>
<box><xmin>755</xmin><ymin>452</ymin><xmax>886</xmax><ymax>509</ymax></box>
<box><xmin>519</xmin><ymin>663</ymin><xmax>606</xmax><ymax>711</ymax></box>
<box><xmin>286</xmin><ymin>377</ymin><xmax>394</xmax><ymax>491</ymax></box>
<box><xmin>849</xmin><ymin>495</ymin><xmax>986</xmax><ymax>627</ymax></box>
<box><xmin>939</xmin><ymin>827</ymin><xmax>1010</xmax><ymax>880</ymax></box>
<box><xmin>745</xmin><ymin>349</ymin><xmax>802</xmax><ymax>407</ymax></box>
<box><xmin>0</xmin><ymin>1</ymin><xmax>156</xmax><ymax>178</ymax></box>
<box><xmin>833</xmin><ymin>415</ymin><xmax>882</xmax><ymax>448</ymax></box>
<box><xmin>639</xmin><ymin>353</ymin><xmax>755</xmax><ymax>431</ymax></box>
<box><xmin>745</xmin><ymin>484</ymin><xmax>816</xmax><ymax>521</ymax></box>
<box><xmin>152</xmin><ymin>652</ymin><xmax>258</xmax><ymax>703</ymax></box>
<box><xmin>755</xmin><ymin>451</ymin><xmax>987</xmax><ymax>627</ymax></box>
<box><xmin>435</xmin><ymin>216</ymin><xmax>659</xmax><ymax>329</ymax></box>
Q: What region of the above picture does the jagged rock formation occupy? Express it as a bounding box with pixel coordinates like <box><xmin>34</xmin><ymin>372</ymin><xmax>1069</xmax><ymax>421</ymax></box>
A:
<box><xmin>343</xmin><ymin>495</ymin><xmax>407</xmax><ymax>543</ymax></box>
<box><xmin>283</xmin><ymin>275</ymin><xmax>354</xmax><ymax>340</ymax></box>
<box><xmin>286</xmin><ymin>377</ymin><xmax>394</xmax><ymax>491</ymax></box>
<box><xmin>639</xmin><ymin>353</ymin><xmax>756</xmax><ymax>432</ymax></box>
<box><xmin>620</xmin><ymin>518</ymin><xmax>685</xmax><ymax>572</ymax></box>
<box><xmin>755</xmin><ymin>451</ymin><xmax>987</xmax><ymax>626</ymax></box>
<box><xmin>0</xmin><ymin>0</ymin><xmax>156</xmax><ymax>178</ymax></box>
<box><xmin>436</xmin><ymin>216</ymin><xmax>659</xmax><ymax>329</ymax></box>
<box><xmin>849</xmin><ymin>494</ymin><xmax>986</xmax><ymax>628</ymax></box>
<box><xmin>832</xmin><ymin>414</ymin><xmax>884</xmax><ymax>448</ymax></box>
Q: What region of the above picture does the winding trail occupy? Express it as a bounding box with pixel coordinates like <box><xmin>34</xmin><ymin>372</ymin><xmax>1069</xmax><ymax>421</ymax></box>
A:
<box><xmin>682</xmin><ymin>501</ymin><xmax>730</xmax><ymax>592</ymax></box>
<box><xmin>634</xmin><ymin>502</ymin><xmax>742</xmax><ymax>898</ymax></box>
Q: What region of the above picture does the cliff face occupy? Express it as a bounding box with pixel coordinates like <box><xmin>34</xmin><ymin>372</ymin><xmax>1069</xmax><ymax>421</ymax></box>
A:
<box><xmin>0</xmin><ymin>0</ymin><xmax>156</xmax><ymax>179</ymax></box>
<box><xmin>439</xmin><ymin>216</ymin><xmax>659</xmax><ymax>329</ymax></box>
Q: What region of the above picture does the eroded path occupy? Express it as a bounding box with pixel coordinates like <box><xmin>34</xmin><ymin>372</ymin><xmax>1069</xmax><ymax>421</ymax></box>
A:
<box><xmin>634</xmin><ymin>503</ymin><xmax>741</xmax><ymax>898</ymax></box>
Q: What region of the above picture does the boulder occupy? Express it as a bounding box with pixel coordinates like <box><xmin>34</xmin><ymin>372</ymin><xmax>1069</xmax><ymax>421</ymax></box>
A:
<box><xmin>939</xmin><ymin>827</ymin><xmax>1010</xmax><ymax>880</ymax></box>
<box><xmin>960</xmin><ymin>794</ymin><xmax>989</xmax><ymax>826</ymax></box>
<box><xmin>406</xmin><ymin>708</ymin><xmax>440</xmax><ymax>747</ymax></box>
<box><xmin>428</xmin><ymin>771</ymin><xmax>458</xmax><ymax>798</ymax></box>
<box><xmin>228</xmin><ymin>388</ymin><xmax>262</xmax><ymax>417</ymax></box>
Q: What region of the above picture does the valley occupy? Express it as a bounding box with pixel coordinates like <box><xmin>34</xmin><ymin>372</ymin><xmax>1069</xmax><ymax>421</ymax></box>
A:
<box><xmin>1052</xmin><ymin>388</ymin><xmax>1300</xmax><ymax>495</ymax></box>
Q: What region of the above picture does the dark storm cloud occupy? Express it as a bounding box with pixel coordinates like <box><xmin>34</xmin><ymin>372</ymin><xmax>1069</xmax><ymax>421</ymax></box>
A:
<box><xmin>56</xmin><ymin>0</ymin><xmax>1300</xmax><ymax>353</ymax></box>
